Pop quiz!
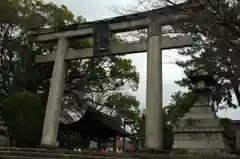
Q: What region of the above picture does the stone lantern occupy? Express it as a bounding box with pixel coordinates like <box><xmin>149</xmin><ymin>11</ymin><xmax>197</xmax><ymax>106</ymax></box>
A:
<box><xmin>172</xmin><ymin>64</ymin><xmax>230</xmax><ymax>154</ymax></box>
<box><xmin>189</xmin><ymin>64</ymin><xmax>216</xmax><ymax>107</ymax></box>
<box><xmin>189</xmin><ymin>64</ymin><xmax>216</xmax><ymax>92</ymax></box>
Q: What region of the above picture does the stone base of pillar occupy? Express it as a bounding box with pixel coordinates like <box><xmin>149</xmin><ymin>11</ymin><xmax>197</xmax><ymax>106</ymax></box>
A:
<box><xmin>172</xmin><ymin>105</ymin><xmax>230</xmax><ymax>153</ymax></box>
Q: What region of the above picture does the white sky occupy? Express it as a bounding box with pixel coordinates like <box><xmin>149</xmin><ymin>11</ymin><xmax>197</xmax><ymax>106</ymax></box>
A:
<box><xmin>46</xmin><ymin>0</ymin><xmax>240</xmax><ymax>119</ymax></box>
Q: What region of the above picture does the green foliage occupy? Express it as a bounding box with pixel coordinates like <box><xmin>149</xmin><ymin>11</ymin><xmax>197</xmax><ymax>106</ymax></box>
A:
<box><xmin>105</xmin><ymin>93</ymin><xmax>140</xmax><ymax>114</ymax></box>
<box><xmin>0</xmin><ymin>92</ymin><xmax>45</xmax><ymax>147</ymax></box>
<box><xmin>164</xmin><ymin>91</ymin><xmax>197</xmax><ymax>126</ymax></box>
<box><xmin>67</xmin><ymin>57</ymin><xmax>139</xmax><ymax>98</ymax></box>
<box><xmin>104</xmin><ymin>92</ymin><xmax>141</xmax><ymax>133</ymax></box>
<box><xmin>0</xmin><ymin>0</ymin><xmax>82</xmax><ymax>95</ymax></box>
<box><xmin>219</xmin><ymin>117</ymin><xmax>231</xmax><ymax>125</ymax></box>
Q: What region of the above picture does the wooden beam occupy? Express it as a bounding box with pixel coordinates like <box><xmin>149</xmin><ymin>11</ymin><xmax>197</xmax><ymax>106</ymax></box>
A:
<box><xmin>35</xmin><ymin>35</ymin><xmax>192</xmax><ymax>63</ymax></box>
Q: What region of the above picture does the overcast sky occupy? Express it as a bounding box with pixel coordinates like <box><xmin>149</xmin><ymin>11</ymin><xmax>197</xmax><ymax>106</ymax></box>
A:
<box><xmin>46</xmin><ymin>0</ymin><xmax>239</xmax><ymax>119</ymax></box>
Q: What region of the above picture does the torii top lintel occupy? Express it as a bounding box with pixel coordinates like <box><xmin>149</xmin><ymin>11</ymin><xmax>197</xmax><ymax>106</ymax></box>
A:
<box><xmin>31</xmin><ymin>0</ymin><xmax>206</xmax><ymax>42</ymax></box>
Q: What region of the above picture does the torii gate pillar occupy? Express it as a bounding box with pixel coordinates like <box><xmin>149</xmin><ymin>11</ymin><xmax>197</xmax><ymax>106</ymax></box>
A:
<box><xmin>145</xmin><ymin>22</ymin><xmax>163</xmax><ymax>149</ymax></box>
<box><xmin>40</xmin><ymin>38</ymin><xmax>69</xmax><ymax>147</ymax></box>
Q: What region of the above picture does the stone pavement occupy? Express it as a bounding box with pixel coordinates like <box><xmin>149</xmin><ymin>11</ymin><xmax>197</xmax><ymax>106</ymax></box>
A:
<box><xmin>0</xmin><ymin>147</ymin><xmax>238</xmax><ymax>159</ymax></box>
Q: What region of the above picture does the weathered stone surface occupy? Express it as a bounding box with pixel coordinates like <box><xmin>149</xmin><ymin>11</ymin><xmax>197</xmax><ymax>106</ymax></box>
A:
<box><xmin>173</xmin><ymin>105</ymin><xmax>230</xmax><ymax>152</ymax></box>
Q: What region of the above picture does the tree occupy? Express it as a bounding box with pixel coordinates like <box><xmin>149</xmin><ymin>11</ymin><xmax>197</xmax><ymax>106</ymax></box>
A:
<box><xmin>64</xmin><ymin>56</ymin><xmax>139</xmax><ymax>109</ymax></box>
<box><xmin>0</xmin><ymin>0</ymin><xmax>80</xmax><ymax>95</ymax></box>
<box><xmin>103</xmin><ymin>92</ymin><xmax>142</xmax><ymax>134</ymax></box>
<box><xmin>0</xmin><ymin>92</ymin><xmax>45</xmax><ymax>147</ymax></box>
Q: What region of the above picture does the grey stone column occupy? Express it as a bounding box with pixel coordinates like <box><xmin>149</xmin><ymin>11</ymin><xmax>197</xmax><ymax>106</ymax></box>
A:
<box><xmin>41</xmin><ymin>37</ymin><xmax>69</xmax><ymax>147</ymax></box>
<box><xmin>145</xmin><ymin>22</ymin><xmax>163</xmax><ymax>150</ymax></box>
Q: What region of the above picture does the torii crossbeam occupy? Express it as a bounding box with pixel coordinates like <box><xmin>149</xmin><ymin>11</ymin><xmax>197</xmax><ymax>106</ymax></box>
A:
<box><xmin>32</xmin><ymin>0</ymin><xmax>206</xmax><ymax>150</ymax></box>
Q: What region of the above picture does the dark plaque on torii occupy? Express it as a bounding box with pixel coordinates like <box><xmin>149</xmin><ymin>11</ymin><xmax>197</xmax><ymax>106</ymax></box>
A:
<box><xmin>93</xmin><ymin>20</ymin><xmax>112</xmax><ymax>56</ymax></box>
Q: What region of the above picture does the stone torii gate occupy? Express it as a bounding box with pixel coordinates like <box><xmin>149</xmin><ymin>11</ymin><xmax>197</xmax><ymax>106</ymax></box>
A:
<box><xmin>31</xmin><ymin>0</ymin><xmax>206</xmax><ymax>150</ymax></box>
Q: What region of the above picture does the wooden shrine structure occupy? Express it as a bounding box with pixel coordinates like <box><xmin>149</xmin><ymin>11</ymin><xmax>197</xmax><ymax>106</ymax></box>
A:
<box><xmin>58</xmin><ymin>106</ymin><xmax>129</xmax><ymax>150</ymax></box>
<box><xmin>60</xmin><ymin>106</ymin><xmax>129</xmax><ymax>138</ymax></box>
